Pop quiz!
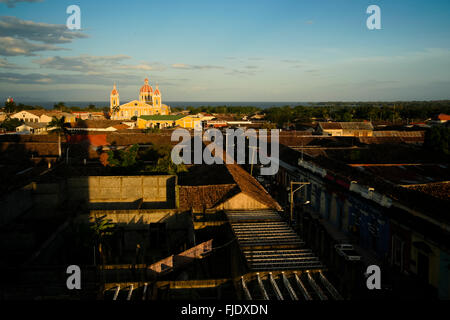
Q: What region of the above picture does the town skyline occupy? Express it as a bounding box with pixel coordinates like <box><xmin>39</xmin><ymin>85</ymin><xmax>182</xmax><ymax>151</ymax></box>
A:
<box><xmin>0</xmin><ymin>0</ymin><xmax>450</xmax><ymax>102</ymax></box>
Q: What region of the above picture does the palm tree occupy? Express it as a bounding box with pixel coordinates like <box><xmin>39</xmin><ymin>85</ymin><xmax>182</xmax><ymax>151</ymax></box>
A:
<box><xmin>90</xmin><ymin>215</ymin><xmax>116</xmax><ymax>266</ymax></box>
<box><xmin>112</xmin><ymin>105</ymin><xmax>120</xmax><ymax>120</ymax></box>
<box><xmin>47</xmin><ymin>115</ymin><xmax>66</xmax><ymax>158</ymax></box>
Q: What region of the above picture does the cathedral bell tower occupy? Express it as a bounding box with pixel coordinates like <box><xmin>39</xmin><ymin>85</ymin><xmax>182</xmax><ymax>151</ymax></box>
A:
<box><xmin>152</xmin><ymin>84</ymin><xmax>161</xmax><ymax>107</ymax></box>
<box><xmin>110</xmin><ymin>83</ymin><xmax>120</xmax><ymax>118</ymax></box>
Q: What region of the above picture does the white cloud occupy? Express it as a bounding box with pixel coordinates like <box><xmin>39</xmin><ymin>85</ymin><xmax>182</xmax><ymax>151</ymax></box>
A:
<box><xmin>172</xmin><ymin>63</ymin><xmax>224</xmax><ymax>70</ymax></box>
<box><xmin>33</xmin><ymin>54</ymin><xmax>132</xmax><ymax>72</ymax></box>
<box><xmin>0</xmin><ymin>36</ymin><xmax>67</xmax><ymax>56</ymax></box>
<box><xmin>0</xmin><ymin>57</ymin><xmax>25</xmax><ymax>69</ymax></box>
<box><xmin>0</xmin><ymin>0</ymin><xmax>42</xmax><ymax>8</ymax></box>
<box><xmin>0</xmin><ymin>16</ymin><xmax>87</xmax><ymax>44</ymax></box>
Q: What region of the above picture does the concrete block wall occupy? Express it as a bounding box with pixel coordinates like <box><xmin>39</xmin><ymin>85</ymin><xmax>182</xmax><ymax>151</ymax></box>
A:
<box><xmin>67</xmin><ymin>175</ymin><xmax>177</xmax><ymax>208</ymax></box>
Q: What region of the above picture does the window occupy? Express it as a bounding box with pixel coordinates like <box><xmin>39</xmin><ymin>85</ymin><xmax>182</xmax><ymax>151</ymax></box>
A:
<box><xmin>392</xmin><ymin>235</ymin><xmax>404</xmax><ymax>270</ymax></box>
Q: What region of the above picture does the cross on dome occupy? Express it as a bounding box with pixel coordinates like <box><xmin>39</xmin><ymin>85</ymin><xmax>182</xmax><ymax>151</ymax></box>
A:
<box><xmin>140</xmin><ymin>77</ymin><xmax>153</xmax><ymax>93</ymax></box>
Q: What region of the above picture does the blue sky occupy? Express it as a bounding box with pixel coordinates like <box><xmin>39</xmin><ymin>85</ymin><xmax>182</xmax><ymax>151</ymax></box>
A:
<box><xmin>0</xmin><ymin>0</ymin><xmax>449</xmax><ymax>102</ymax></box>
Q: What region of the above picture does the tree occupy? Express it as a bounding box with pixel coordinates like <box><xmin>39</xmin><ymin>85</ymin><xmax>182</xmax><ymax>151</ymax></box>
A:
<box><xmin>4</xmin><ymin>99</ymin><xmax>16</xmax><ymax>113</ymax></box>
<box><xmin>0</xmin><ymin>118</ymin><xmax>21</xmax><ymax>132</ymax></box>
<box><xmin>47</xmin><ymin>116</ymin><xmax>67</xmax><ymax>158</ymax></box>
<box><xmin>107</xmin><ymin>144</ymin><xmax>140</xmax><ymax>169</ymax></box>
<box><xmin>140</xmin><ymin>144</ymin><xmax>187</xmax><ymax>174</ymax></box>
<box><xmin>424</xmin><ymin>126</ymin><xmax>450</xmax><ymax>156</ymax></box>
<box><xmin>112</xmin><ymin>105</ymin><xmax>120</xmax><ymax>120</ymax></box>
<box><xmin>90</xmin><ymin>215</ymin><xmax>116</xmax><ymax>265</ymax></box>
<box><xmin>53</xmin><ymin>102</ymin><xmax>66</xmax><ymax>111</ymax></box>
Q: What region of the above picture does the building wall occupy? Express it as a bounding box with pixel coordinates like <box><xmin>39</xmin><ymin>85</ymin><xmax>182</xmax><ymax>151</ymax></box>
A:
<box><xmin>342</xmin><ymin>129</ymin><xmax>373</xmax><ymax>137</ymax></box>
<box><xmin>322</xmin><ymin>129</ymin><xmax>343</xmax><ymax>136</ymax></box>
<box><xmin>11</xmin><ymin>111</ymin><xmax>39</xmax><ymax>123</ymax></box>
<box><xmin>67</xmin><ymin>175</ymin><xmax>177</xmax><ymax>208</ymax></box>
<box><xmin>114</xmin><ymin>100</ymin><xmax>170</xmax><ymax>120</ymax></box>
<box><xmin>278</xmin><ymin>158</ymin><xmax>448</xmax><ymax>298</ymax></box>
<box><xmin>215</xmin><ymin>192</ymin><xmax>269</xmax><ymax>210</ymax></box>
<box><xmin>137</xmin><ymin>116</ymin><xmax>199</xmax><ymax>129</ymax></box>
<box><xmin>29</xmin><ymin>175</ymin><xmax>178</xmax><ymax>214</ymax></box>
<box><xmin>438</xmin><ymin>251</ymin><xmax>450</xmax><ymax>299</ymax></box>
<box><xmin>411</xmin><ymin>232</ymin><xmax>440</xmax><ymax>289</ymax></box>
<box><xmin>176</xmin><ymin>116</ymin><xmax>198</xmax><ymax>129</ymax></box>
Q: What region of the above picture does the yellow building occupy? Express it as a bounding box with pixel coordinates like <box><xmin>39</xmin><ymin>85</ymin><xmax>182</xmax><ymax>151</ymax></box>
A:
<box><xmin>137</xmin><ymin>115</ymin><xmax>202</xmax><ymax>129</ymax></box>
<box><xmin>110</xmin><ymin>78</ymin><xmax>171</xmax><ymax>120</ymax></box>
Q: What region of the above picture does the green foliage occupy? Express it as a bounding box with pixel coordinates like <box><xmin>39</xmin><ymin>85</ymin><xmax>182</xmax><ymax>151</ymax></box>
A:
<box><xmin>145</xmin><ymin>157</ymin><xmax>188</xmax><ymax>175</ymax></box>
<box><xmin>262</xmin><ymin>101</ymin><xmax>450</xmax><ymax>127</ymax></box>
<box><xmin>424</xmin><ymin>126</ymin><xmax>450</xmax><ymax>156</ymax></box>
<box><xmin>139</xmin><ymin>143</ymin><xmax>188</xmax><ymax>174</ymax></box>
<box><xmin>4</xmin><ymin>100</ymin><xmax>16</xmax><ymax>113</ymax></box>
<box><xmin>47</xmin><ymin>116</ymin><xmax>67</xmax><ymax>134</ymax></box>
<box><xmin>50</xmin><ymin>101</ymin><xmax>108</xmax><ymax>113</ymax></box>
<box><xmin>105</xmin><ymin>143</ymin><xmax>187</xmax><ymax>174</ymax></box>
<box><xmin>11</xmin><ymin>103</ymin><xmax>44</xmax><ymax>112</ymax></box>
<box><xmin>0</xmin><ymin>118</ymin><xmax>22</xmax><ymax>131</ymax></box>
<box><xmin>184</xmin><ymin>105</ymin><xmax>260</xmax><ymax>115</ymax></box>
<box><xmin>107</xmin><ymin>144</ymin><xmax>140</xmax><ymax>168</ymax></box>
<box><xmin>89</xmin><ymin>214</ymin><xmax>117</xmax><ymax>265</ymax></box>
<box><xmin>139</xmin><ymin>143</ymin><xmax>171</xmax><ymax>162</ymax></box>
<box><xmin>53</xmin><ymin>102</ymin><xmax>66</xmax><ymax>111</ymax></box>
<box><xmin>143</xmin><ymin>127</ymin><xmax>161</xmax><ymax>133</ymax></box>
<box><xmin>131</xmin><ymin>116</ymin><xmax>137</xmax><ymax>121</ymax></box>
<box><xmin>90</xmin><ymin>214</ymin><xmax>116</xmax><ymax>239</ymax></box>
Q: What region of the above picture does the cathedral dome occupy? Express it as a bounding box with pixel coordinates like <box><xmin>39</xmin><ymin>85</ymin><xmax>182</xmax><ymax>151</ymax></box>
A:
<box><xmin>140</xmin><ymin>78</ymin><xmax>153</xmax><ymax>94</ymax></box>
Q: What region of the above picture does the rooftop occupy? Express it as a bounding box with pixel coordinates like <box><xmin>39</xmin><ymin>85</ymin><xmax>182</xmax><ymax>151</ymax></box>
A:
<box><xmin>17</xmin><ymin>110</ymin><xmax>63</xmax><ymax>117</ymax></box>
<box><xmin>319</xmin><ymin>122</ymin><xmax>374</xmax><ymax>131</ymax></box>
<box><xmin>71</xmin><ymin>120</ymin><xmax>123</xmax><ymax>129</ymax></box>
<box><xmin>139</xmin><ymin>115</ymin><xmax>186</xmax><ymax>121</ymax></box>
<box><xmin>178</xmin><ymin>163</ymin><xmax>281</xmax><ymax>211</ymax></box>
<box><xmin>403</xmin><ymin>182</ymin><xmax>450</xmax><ymax>201</ymax></box>
<box><xmin>348</xmin><ymin>163</ymin><xmax>450</xmax><ymax>186</ymax></box>
<box><xmin>278</xmin><ymin>143</ymin><xmax>450</xmax><ymax>223</ymax></box>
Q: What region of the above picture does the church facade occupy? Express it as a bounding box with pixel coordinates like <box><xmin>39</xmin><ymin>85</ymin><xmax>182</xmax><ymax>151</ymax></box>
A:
<box><xmin>110</xmin><ymin>78</ymin><xmax>171</xmax><ymax>120</ymax></box>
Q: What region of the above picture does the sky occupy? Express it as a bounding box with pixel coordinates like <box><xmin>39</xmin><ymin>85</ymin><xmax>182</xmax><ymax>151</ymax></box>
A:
<box><xmin>0</xmin><ymin>0</ymin><xmax>449</xmax><ymax>103</ymax></box>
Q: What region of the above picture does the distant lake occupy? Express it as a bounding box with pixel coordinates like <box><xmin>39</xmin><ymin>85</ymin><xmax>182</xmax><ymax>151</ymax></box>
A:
<box><xmin>18</xmin><ymin>101</ymin><xmax>313</xmax><ymax>110</ymax></box>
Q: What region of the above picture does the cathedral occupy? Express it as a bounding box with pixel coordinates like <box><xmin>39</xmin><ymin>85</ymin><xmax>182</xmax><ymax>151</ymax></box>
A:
<box><xmin>109</xmin><ymin>78</ymin><xmax>171</xmax><ymax>120</ymax></box>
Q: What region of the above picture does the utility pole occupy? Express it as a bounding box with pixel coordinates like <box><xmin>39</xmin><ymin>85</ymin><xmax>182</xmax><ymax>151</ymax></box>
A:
<box><xmin>289</xmin><ymin>181</ymin><xmax>310</xmax><ymax>229</ymax></box>
<box><xmin>249</xmin><ymin>146</ymin><xmax>257</xmax><ymax>176</ymax></box>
